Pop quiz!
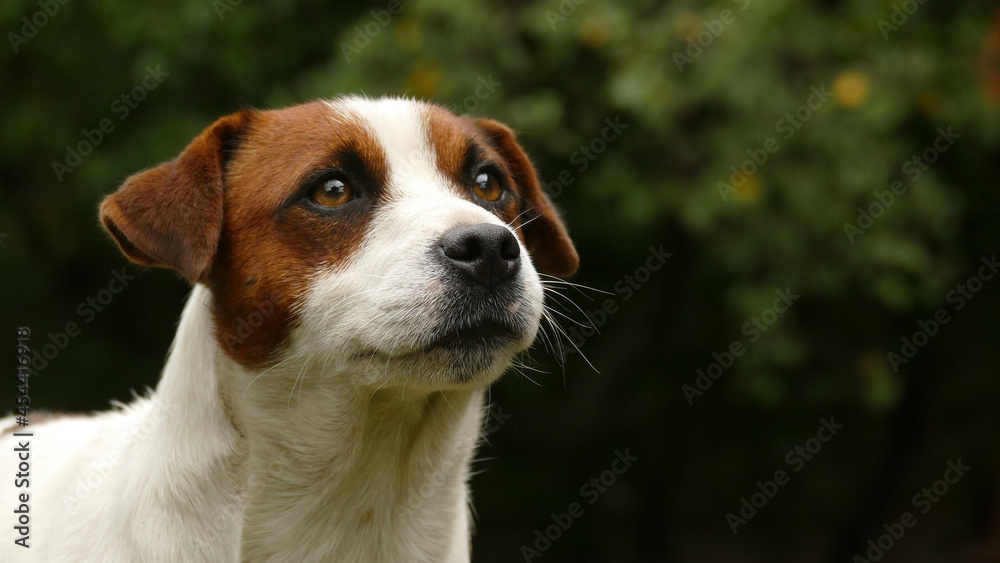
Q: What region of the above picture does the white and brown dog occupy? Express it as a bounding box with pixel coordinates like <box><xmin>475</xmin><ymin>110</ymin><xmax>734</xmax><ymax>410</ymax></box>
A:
<box><xmin>1</xmin><ymin>96</ymin><xmax>578</xmax><ymax>562</ymax></box>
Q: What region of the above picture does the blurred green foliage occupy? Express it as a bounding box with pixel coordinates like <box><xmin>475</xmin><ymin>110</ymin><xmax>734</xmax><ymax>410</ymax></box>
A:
<box><xmin>2</xmin><ymin>0</ymin><xmax>1000</xmax><ymax>560</ymax></box>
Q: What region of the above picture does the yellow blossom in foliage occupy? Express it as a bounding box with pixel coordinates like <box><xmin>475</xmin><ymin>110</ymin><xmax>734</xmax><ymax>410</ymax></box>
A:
<box><xmin>833</xmin><ymin>70</ymin><xmax>870</xmax><ymax>108</ymax></box>
<box><xmin>580</xmin><ymin>16</ymin><xmax>610</xmax><ymax>48</ymax></box>
<box><xmin>407</xmin><ymin>60</ymin><xmax>441</xmax><ymax>99</ymax></box>
<box><xmin>673</xmin><ymin>11</ymin><xmax>702</xmax><ymax>38</ymax></box>
<box><xmin>734</xmin><ymin>173</ymin><xmax>762</xmax><ymax>203</ymax></box>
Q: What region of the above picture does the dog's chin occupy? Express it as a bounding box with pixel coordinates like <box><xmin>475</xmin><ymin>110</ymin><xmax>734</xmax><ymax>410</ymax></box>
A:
<box><xmin>353</xmin><ymin>323</ymin><xmax>535</xmax><ymax>390</ymax></box>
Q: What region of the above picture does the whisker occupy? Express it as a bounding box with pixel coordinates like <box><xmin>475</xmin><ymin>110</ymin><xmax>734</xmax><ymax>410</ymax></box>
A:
<box><xmin>539</xmin><ymin>309</ymin><xmax>565</xmax><ymax>365</ymax></box>
<box><xmin>505</xmin><ymin>207</ymin><xmax>536</xmax><ymax>230</ymax></box>
<box><xmin>540</xmin><ymin>276</ymin><xmax>612</xmax><ymax>297</ymax></box>
<box><xmin>543</xmin><ymin>302</ymin><xmax>594</xmax><ymax>330</ymax></box>
<box><xmin>536</xmin><ymin>312</ymin><xmax>569</xmax><ymax>388</ymax></box>
<box><xmin>541</xmin><ymin>306</ymin><xmax>599</xmax><ymax>374</ymax></box>
<box><xmin>509</xmin><ymin>362</ymin><xmax>542</xmax><ymax>386</ymax></box>
<box><xmin>509</xmin><ymin>357</ymin><xmax>549</xmax><ymax>374</ymax></box>
<box><xmin>543</xmin><ymin>286</ymin><xmax>596</xmax><ymax>324</ymax></box>
<box><xmin>287</xmin><ymin>359</ymin><xmax>310</xmax><ymax>408</ymax></box>
<box><xmin>510</xmin><ymin>213</ymin><xmax>543</xmax><ymax>233</ymax></box>
<box><xmin>242</xmin><ymin>353</ymin><xmax>298</xmax><ymax>396</ymax></box>
<box><xmin>368</xmin><ymin>375</ymin><xmax>391</xmax><ymax>400</ymax></box>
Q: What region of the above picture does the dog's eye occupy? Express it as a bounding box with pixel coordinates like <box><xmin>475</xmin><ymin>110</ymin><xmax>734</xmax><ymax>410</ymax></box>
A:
<box><xmin>310</xmin><ymin>177</ymin><xmax>353</xmax><ymax>208</ymax></box>
<box><xmin>473</xmin><ymin>172</ymin><xmax>502</xmax><ymax>202</ymax></box>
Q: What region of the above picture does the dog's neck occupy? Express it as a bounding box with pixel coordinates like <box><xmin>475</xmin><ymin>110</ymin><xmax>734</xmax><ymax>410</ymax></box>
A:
<box><xmin>153</xmin><ymin>286</ymin><xmax>482</xmax><ymax>562</ymax></box>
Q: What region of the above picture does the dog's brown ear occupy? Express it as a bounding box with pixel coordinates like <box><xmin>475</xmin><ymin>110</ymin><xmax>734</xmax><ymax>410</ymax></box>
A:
<box><xmin>100</xmin><ymin>110</ymin><xmax>253</xmax><ymax>284</ymax></box>
<box><xmin>474</xmin><ymin>118</ymin><xmax>579</xmax><ymax>277</ymax></box>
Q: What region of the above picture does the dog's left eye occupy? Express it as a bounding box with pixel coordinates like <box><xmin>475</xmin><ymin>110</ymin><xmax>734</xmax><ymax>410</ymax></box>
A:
<box><xmin>310</xmin><ymin>177</ymin><xmax>353</xmax><ymax>208</ymax></box>
<box><xmin>473</xmin><ymin>172</ymin><xmax>503</xmax><ymax>202</ymax></box>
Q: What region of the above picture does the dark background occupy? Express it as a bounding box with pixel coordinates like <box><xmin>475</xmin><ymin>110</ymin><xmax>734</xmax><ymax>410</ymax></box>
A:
<box><xmin>2</xmin><ymin>1</ymin><xmax>1000</xmax><ymax>561</ymax></box>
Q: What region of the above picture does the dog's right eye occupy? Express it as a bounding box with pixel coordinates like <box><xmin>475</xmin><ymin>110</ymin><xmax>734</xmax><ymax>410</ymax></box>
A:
<box><xmin>473</xmin><ymin>172</ymin><xmax>503</xmax><ymax>202</ymax></box>
<box><xmin>309</xmin><ymin>177</ymin><xmax>353</xmax><ymax>208</ymax></box>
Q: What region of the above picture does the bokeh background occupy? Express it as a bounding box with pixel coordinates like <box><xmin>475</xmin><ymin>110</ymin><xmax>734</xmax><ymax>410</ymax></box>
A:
<box><xmin>2</xmin><ymin>0</ymin><xmax>1000</xmax><ymax>561</ymax></box>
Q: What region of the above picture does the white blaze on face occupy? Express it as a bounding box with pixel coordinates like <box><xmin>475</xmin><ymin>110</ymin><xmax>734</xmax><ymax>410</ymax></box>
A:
<box><xmin>293</xmin><ymin>97</ymin><xmax>545</xmax><ymax>389</ymax></box>
<box><xmin>339</xmin><ymin>97</ymin><xmax>450</xmax><ymax>200</ymax></box>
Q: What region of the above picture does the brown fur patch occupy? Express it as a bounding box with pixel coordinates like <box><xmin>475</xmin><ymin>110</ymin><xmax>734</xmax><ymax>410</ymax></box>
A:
<box><xmin>208</xmin><ymin>101</ymin><xmax>389</xmax><ymax>368</ymax></box>
<box><xmin>424</xmin><ymin>106</ymin><xmax>522</xmax><ymax>228</ymax></box>
<box><xmin>100</xmin><ymin>111</ymin><xmax>252</xmax><ymax>283</ymax></box>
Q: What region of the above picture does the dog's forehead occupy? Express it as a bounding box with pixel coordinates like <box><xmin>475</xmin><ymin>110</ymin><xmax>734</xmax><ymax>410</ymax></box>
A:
<box><xmin>331</xmin><ymin>97</ymin><xmax>451</xmax><ymax>198</ymax></box>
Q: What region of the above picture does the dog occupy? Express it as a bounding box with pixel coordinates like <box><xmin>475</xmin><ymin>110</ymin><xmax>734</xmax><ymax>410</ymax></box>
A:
<box><xmin>0</xmin><ymin>96</ymin><xmax>578</xmax><ymax>562</ymax></box>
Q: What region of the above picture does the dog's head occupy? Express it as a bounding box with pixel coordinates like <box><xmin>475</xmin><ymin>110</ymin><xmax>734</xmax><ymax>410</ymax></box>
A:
<box><xmin>100</xmin><ymin>97</ymin><xmax>577</xmax><ymax>389</ymax></box>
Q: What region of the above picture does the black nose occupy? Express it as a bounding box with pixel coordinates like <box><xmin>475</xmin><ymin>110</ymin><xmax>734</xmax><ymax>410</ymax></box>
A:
<box><xmin>439</xmin><ymin>224</ymin><xmax>521</xmax><ymax>293</ymax></box>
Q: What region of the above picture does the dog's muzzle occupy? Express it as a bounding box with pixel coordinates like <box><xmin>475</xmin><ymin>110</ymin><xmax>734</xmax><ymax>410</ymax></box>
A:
<box><xmin>427</xmin><ymin>223</ymin><xmax>532</xmax><ymax>373</ymax></box>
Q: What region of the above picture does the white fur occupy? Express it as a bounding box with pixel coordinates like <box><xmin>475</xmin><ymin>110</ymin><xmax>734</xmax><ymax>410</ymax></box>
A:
<box><xmin>0</xmin><ymin>98</ymin><xmax>545</xmax><ymax>562</ymax></box>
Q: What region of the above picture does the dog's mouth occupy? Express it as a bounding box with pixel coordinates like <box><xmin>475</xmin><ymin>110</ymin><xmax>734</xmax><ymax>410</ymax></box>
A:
<box><xmin>353</xmin><ymin>318</ymin><xmax>525</xmax><ymax>364</ymax></box>
<box><xmin>348</xmin><ymin>289</ymin><xmax>539</xmax><ymax>383</ymax></box>
<box><xmin>425</xmin><ymin>321</ymin><xmax>521</xmax><ymax>352</ymax></box>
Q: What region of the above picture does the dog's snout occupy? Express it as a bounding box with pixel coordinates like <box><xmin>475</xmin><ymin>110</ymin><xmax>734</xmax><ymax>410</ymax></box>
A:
<box><xmin>439</xmin><ymin>223</ymin><xmax>521</xmax><ymax>292</ymax></box>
